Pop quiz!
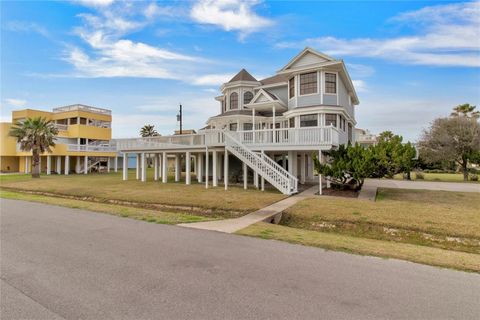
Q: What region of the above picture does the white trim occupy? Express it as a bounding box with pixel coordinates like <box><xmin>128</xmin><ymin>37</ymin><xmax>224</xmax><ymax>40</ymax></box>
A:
<box><xmin>298</xmin><ymin>71</ymin><xmax>319</xmax><ymax>97</ymax></box>
<box><xmin>279</xmin><ymin>47</ymin><xmax>335</xmax><ymax>72</ymax></box>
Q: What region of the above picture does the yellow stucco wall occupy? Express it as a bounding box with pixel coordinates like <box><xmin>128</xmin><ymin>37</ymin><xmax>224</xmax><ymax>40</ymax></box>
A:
<box><xmin>0</xmin><ymin>123</ymin><xmax>18</xmax><ymax>156</ymax></box>
<box><xmin>1</xmin><ymin>156</ymin><xmax>19</xmax><ymax>172</ymax></box>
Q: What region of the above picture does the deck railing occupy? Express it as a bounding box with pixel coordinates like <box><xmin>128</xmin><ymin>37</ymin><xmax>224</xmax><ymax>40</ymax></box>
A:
<box><xmin>67</xmin><ymin>144</ymin><xmax>117</xmax><ymax>152</ymax></box>
<box><xmin>116</xmin><ymin>127</ymin><xmax>345</xmax><ymax>151</ymax></box>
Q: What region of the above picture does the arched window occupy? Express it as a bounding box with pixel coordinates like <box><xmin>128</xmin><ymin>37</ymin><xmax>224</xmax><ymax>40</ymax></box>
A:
<box><xmin>244</xmin><ymin>91</ymin><xmax>253</xmax><ymax>104</ymax></box>
<box><xmin>230</xmin><ymin>92</ymin><xmax>238</xmax><ymax>109</ymax></box>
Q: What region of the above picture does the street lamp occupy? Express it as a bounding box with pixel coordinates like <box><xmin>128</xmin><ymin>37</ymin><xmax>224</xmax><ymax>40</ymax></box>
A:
<box><xmin>176</xmin><ymin>103</ymin><xmax>182</xmax><ymax>135</ymax></box>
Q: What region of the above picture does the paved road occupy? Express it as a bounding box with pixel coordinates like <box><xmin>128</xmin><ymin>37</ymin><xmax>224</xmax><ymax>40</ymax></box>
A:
<box><xmin>1</xmin><ymin>200</ymin><xmax>479</xmax><ymax>319</ymax></box>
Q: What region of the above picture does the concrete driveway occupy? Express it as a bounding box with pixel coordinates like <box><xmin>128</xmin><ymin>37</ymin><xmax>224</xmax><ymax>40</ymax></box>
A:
<box><xmin>1</xmin><ymin>199</ymin><xmax>479</xmax><ymax>319</ymax></box>
<box><xmin>365</xmin><ymin>179</ymin><xmax>480</xmax><ymax>192</ymax></box>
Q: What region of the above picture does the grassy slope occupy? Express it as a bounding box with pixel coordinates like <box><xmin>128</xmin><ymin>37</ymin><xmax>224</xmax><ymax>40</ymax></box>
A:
<box><xmin>237</xmin><ymin>222</ymin><xmax>480</xmax><ymax>273</ymax></box>
<box><xmin>1</xmin><ymin>190</ymin><xmax>213</xmax><ymax>224</ymax></box>
<box><xmin>0</xmin><ymin>171</ymin><xmax>285</xmax><ymax>214</ymax></box>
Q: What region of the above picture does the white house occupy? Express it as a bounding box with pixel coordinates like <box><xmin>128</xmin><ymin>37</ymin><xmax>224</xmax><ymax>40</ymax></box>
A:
<box><xmin>116</xmin><ymin>48</ymin><xmax>359</xmax><ymax>195</ymax></box>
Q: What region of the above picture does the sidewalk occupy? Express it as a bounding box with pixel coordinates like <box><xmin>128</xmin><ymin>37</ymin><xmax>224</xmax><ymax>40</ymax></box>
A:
<box><xmin>178</xmin><ymin>185</ymin><xmax>318</xmax><ymax>233</ymax></box>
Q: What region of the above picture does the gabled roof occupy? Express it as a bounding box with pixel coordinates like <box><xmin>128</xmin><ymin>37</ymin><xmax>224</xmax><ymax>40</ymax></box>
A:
<box><xmin>259</xmin><ymin>74</ymin><xmax>288</xmax><ymax>86</ymax></box>
<box><xmin>250</xmin><ymin>89</ymin><xmax>279</xmax><ymax>104</ymax></box>
<box><xmin>279</xmin><ymin>47</ymin><xmax>336</xmax><ymax>72</ymax></box>
<box><xmin>228</xmin><ymin>69</ymin><xmax>257</xmax><ymax>83</ymax></box>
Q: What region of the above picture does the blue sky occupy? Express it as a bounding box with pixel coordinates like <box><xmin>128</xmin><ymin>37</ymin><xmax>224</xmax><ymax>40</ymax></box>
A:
<box><xmin>1</xmin><ymin>0</ymin><xmax>479</xmax><ymax>141</ymax></box>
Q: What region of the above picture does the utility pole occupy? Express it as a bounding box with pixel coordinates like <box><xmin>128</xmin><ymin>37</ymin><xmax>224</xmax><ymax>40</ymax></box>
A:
<box><xmin>177</xmin><ymin>104</ymin><xmax>183</xmax><ymax>134</ymax></box>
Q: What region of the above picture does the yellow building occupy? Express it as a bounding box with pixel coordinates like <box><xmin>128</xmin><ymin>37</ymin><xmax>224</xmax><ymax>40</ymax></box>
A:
<box><xmin>0</xmin><ymin>104</ymin><xmax>117</xmax><ymax>174</ymax></box>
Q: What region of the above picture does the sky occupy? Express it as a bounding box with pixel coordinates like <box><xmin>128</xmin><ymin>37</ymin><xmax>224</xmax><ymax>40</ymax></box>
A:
<box><xmin>1</xmin><ymin>0</ymin><xmax>479</xmax><ymax>142</ymax></box>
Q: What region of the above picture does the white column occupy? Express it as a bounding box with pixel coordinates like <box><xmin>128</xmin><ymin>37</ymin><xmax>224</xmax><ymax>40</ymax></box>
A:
<box><xmin>84</xmin><ymin>155</ymin><xmax>88</xmax><ymax>174</ymax></box>
<box><xmin>261</xmin><ymin>150</ymin><xmax>265</xmax><ymax>191</ymax></box>
<box><xmin>252</xmin><ymin>108</ymin><xmax>256</xmax><ymax>143</ymax></box>
<box><xmin>254</xmin><ymin>171</ymin><xmax>259</xmax><ymax>189</ymax></box>
<box><xmin>288</xmin><ymin>151</ymin><xmax>294</xmax><ymax>175</ymax></box>
<box><xmin>114</xmin><ymin>156</ymin><xmax>118</xmax><ymax>172</ymax></box>
<box><xmin>300</xmin><ymin>153</ymin><xmax>306</xmax><ymax>184</ymax></box>
<box><xmin>153</xmin><ymin>154</ymin><xmax>159</xmax><ymax>181</ymax></box>
<box><xmin>186</xmin><ymin>152</ymin><xmax>191</xmax><ymax>185</ymax></box>
<box><xmin>162</xmin><ymin>152</ymin><xmax>168</xmax><ymax>183</ymax></box>
<box><xmin>65</xmin><ymin>156</ymin><xmax>70</xmax><ymax>175</ymax></box>
<box><xmin>272</xmin><ymin>105</ymin><xmax>276</xmax><ymax>143</ymax></box>
<box><xmin>175</xmin><ymin>155</ymin><xmax>181</xmax><ymax>182</ymax></box>
<box><xmin>243</xmin><ymin>162</ymin><xmax>248</xmax><ymax>190</ymax></box>
<box><xmin>75</xmin><ymin>156</ymin><xmax>81</xmax><ymax>174</ymax></box>
<box><xmin>212</xmin><ymin>150</ymin><xmax>217</xmax><ymax>187</ymax></box>
<box><xmin>47</xmin><ymin>155</ymin><xmax>51</xmax><ymax>175</ymax></box>
<box><xmin>141</xmin><ymin>153</ymin><xmax>147</xmax><ymax>182</ymax></box>
<box><xmin>224</xmin><ymin>149</ymin><xmax>228</xmax><ymax>190</ymax></box>
<box><xmin>136</xmin><ymin>153</ymin><xmax>141</xmax><ymax>179</ymax></box>
<box><xmin>24</xmin><ymin>156</ymin><xmax>29</xmax><ymax>174</ymax></box>
<box><xmin>318</xmin><ymin>150</ymin><xmax>323</xmax><ymax>195</ymax></box>
<box><xmin>197</xmin><ymin>154</ymin><xmax>203</xmax><ymax>183</ymax></box>
<box><xmin>107</xmin><ymin>157</ymin><xmax>111</xmax><ymax>172</ymax></box>
<box><xmin>56</xmin><ymin>156</ymin><xmax>61</xmax><ymax>174</ymax></box>
<box><xmin>205</xmin><ymin>149</ymin><xmax>209</xmax><ymax>189</ymax></box>
<box><xmin>158</xmin><ymin>153</ymin><xmax>162</xmax><ymax>179</ymax></box>
<box><xmin>122</xmin><ymin>153</ymin><xmax>128</xmax><ymax>180</ymax></box>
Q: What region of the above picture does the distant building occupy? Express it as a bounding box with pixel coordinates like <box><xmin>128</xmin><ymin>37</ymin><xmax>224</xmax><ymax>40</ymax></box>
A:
<box><xmin>0</xmin><ymin>104</ymin><xmax>116</xmax><ymax>174</ymax></box>
<box><xmin>174</xmin><ymin>129</ymin><xmax>196</xmax><ymax>135</ymax></box>
<box><xmin>354</xmin><ymin>128</ymin><xmax>378</xmax><ymax>147</ymax></box>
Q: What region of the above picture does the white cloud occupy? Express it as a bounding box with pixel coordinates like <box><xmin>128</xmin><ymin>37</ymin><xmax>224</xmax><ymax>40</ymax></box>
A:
<box><xmin>5</xmin><ymin>98</ymin><xmax>27</xmax><ymax>107</ymax></box>
<box><xmin>4</xmin><ymin>21</ymin><xmax>49</xmax><ymax>37</ymax></box>
<box><xmin>191</xmin><ymin>0</ymin><xmax>273</xmax><ymax>38</ymax></box>
<box><xmin>352</xmin><ymin>80</ymin><xmax>367</xmax><ymax>93</ymax></box>
<box><xmin>277</xmin><ymin>1</ymin><xmax>480</xmax><ymax>67</ymax></box>
<box><xmin>191</xmin><ymin>73</ymin><xmax>235</xmax><ymax>86</ymax></box>
<box><xmin>73</xmin><ymin>0</ymin><xmax>114</xmax><ymax>8</ymax></box>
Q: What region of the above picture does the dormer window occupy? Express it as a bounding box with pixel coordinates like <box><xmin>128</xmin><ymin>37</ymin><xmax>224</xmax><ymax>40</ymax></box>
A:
<box><xmin>289</xmin><ymin>77</ymin><xmax>295</xmax><ymax>98</ymax></box>
<box><xmin>244</xmin><ymin>91</ymin><xmax>253</xmax><ymax>104</ymax></box>
<box><xmin>300</xmin><ymin>72</ymin><xmax>317</xmax><ymax>95</ymax></box>
<box><xmin>325</xmin><ymin>73</ymin><xmax>337</xmax><ymax>94</ymax></box>
<box><xmin>230</xmin><ymin>92</ymin><xmax>238</xmax><ymax>109</ymax></box>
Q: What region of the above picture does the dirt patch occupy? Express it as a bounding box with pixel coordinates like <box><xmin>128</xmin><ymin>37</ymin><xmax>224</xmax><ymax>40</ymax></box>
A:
<box><xmin>317</xmin><ymin>188</ymin><xmax>359</xmax><ymax>198</ymax></box>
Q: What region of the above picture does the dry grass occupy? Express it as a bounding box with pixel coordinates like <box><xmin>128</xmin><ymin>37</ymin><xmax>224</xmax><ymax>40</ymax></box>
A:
<box><xmin>0</xmin><ymin>170</ymin><xmax>285</xmax><ymax>214</ymax></box>
<box><xmin>237</xmin><ymin>222</ymin><xmax>480</xmax><ymax>273</ymax></box>
<box><xmin>393</xmin><ymin>172</ymin><xmax>479</xmax><ymax>183</ymax></box>
<box><xmin>284</xmin><ymin>188</ymin><xmax>480</xmax><ymax>239</ymax></box>
<box><xmin>0</xmin><ymin>189</ymin><xmax>214</xmax><ymax>224</ymax></box>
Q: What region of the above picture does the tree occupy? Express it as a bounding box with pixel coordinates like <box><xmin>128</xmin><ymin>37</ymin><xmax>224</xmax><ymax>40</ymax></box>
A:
<box><xmin>451</xmin><ymin>103</ymin><xmax>479</xmax><ymax>118</ymax></box>
<box><xmin>313</xmin><ymin>143</ymin><xmax>375</xmax><ymax>190</ymax></box>
<box><xmin>371</xmin><ymin>131</ymin><xmax>417</xmax><ymax>179</ymax></box>
<box><xmin>9</xmin><ymin>117</ymin><xmax>58</xmax><ymax>178</ymax></box>
<box><xmin>419</xmin><ymin>115</ymin><xmax>480</xmax><ymax>181</ymax></box>
<box><xmin>140</xmin><ymin>125</ymin><xmax>159</xmax><ymax>137</ymax></box>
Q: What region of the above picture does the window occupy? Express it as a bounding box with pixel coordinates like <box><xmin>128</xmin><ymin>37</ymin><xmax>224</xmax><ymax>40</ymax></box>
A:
<box><xmin>300</xmin><ymin>114</ymin><xmax>318</xmax><ymax>127</ymax></box>
<box><xmin>230</xmin><ymin>92</ymin><xmax>238</xmax><ymax>109</ymax></box>
<box><xmin>348</xmin><ymin>123</ymin><xmax>353</xmax><ymax>142</ymax></box>
<box><xmin>325</xmin><ymin>73</ymin><xmax>337</xmax><ymax>94</ymax></box>
<box><xmin>80</xmin><ymin>117</ymin><xmax>87</xmax><ymax>125</ymax></box>
<box><xmin>289</xmin><ymin>117</ymin><xmax>295</xmax><ymax>128</ymax></box>
<box><xmin>70</xmin><ymin>117</ymin><xmax>78</xmax><ymax>125</ymax></box>
<box><xmin>325</xmin><ymin>113</ymin><xmax>337</xmax><ymax>127</ymax></box>
<box><xmin>289</xmin><ymin>77</ymin><xmax>295</xmax><ymax>98</ymax></box>
<box><xmin>229</xmin><ymin>123</ymin><xmax>238</xmax><ymax>131</ymax></box>
<box><xmin>343</xmin><ymin>118</ymin><xmax>346</xmax><ymax>131</ymax></box>
<box><xmin>300</xmin><ymin>72</ymin><xmax>317</xmax><ymax>95</ymax></box>
<box><xmin>243</xmin><ymin>123</ymin><xmax>253</xmax><ymax>131</ymax></box>
<box><xmin>244</xmin><ymin>91</ymin><xmax>253</xmax><ymax>104</ymax></box>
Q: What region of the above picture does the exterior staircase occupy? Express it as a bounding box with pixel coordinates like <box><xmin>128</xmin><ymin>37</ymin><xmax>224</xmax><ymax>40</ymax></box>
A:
<box><xmin>224</xmin><ymin>131</ymin><xmax>298</xmax><ymax>195</ymax></box>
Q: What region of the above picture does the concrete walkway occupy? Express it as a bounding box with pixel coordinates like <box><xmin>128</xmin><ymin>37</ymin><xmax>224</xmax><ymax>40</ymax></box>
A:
<box><xmin>359</xmin><ymin>179</ymin><xmax>480</xmax><ymax>201</ymax></box>
<box><xmin>179</xmin><ymin>185</ymin><xmax>318</xmax><ymax>233</ymax></box>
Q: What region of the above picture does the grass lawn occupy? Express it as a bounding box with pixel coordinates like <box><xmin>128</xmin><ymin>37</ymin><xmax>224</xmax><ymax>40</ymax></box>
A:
<box><xmin>393</xmin><ymin>172</ymin><xmax>478</xmax><ymax>183</ymax></box>
<box><xmin>1</xmin><ymin>190</ymin><xmax>214</xmax><ymax>224</ymax></box>
<box><xmin>237</xmin><ymin>188</ymin><xmax>480</xmax><ymax>272</ymax></box>
<box><xmin>0</xmin><ymin>170</ymin><xmax>285</xmax><ymax>216</ymax></box>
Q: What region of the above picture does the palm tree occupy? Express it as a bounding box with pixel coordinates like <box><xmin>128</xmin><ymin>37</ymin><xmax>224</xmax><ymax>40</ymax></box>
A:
<box><xmin>140</xmin><ymin>125</ymin><xmax>160</xmax><ymax>137</ymax></box>
<box><xmin>9</xmin><ymin>117</ymin><xmax>58</xmax><ymax>178</ymax></box>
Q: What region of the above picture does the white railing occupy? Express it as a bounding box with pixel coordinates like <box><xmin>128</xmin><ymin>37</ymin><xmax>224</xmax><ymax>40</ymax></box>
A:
<box><xmin>67</xmin><ymin>144</ymin><xmax>117</xmax><ymax>152</ymax></box>
<box><xmin>224</xmin><ymin>131</ymin><xmax>298</xmax><ymax>195</ymax></box>
<box><xmin>54</xmin><ymin>124</ymin><xmax>68</xmax><ymax>131</ymax></box>
<box><xmin>53</xmin><ymin>104</ymin><xmax>111</xmax><ymax>115</ymax></box>
<box><xmin>232</xmin><ymin>126</ymin><xmax>338</xmax><ymax>146</ymax></box>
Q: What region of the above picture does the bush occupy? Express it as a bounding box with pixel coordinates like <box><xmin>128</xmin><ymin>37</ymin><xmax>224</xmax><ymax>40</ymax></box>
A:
<box><xmin>415</xmin><ymin>172</ymin><xmax>424</xmax><ymax>180</ymax></box>
<box><xmin>470</xmin><ymin>174</ymin><xmax>478</xmax><ymax>181</ymax></box>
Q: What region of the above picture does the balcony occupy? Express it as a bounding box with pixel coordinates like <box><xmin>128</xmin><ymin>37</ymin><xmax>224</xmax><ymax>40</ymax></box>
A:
<box><xmin>53</xmin><ymin>104</ymin><xmax>111</xmax><ymax>115</ymax></box>
<box><xmin>67</xmin><ymin>144</ymin><xmax>117</xmax><ymax>152</ymax></box>
<box><xmin>116</xmin><ymin>126</ymin><xmax>347</xmax><ymax>152</ymax></box>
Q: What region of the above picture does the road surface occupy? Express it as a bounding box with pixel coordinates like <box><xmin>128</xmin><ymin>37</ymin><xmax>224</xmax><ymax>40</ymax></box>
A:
<box><xmin>1</xmin><ymin>199</ymin><xmax>479</xmax><ymax>319</ymax></box>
